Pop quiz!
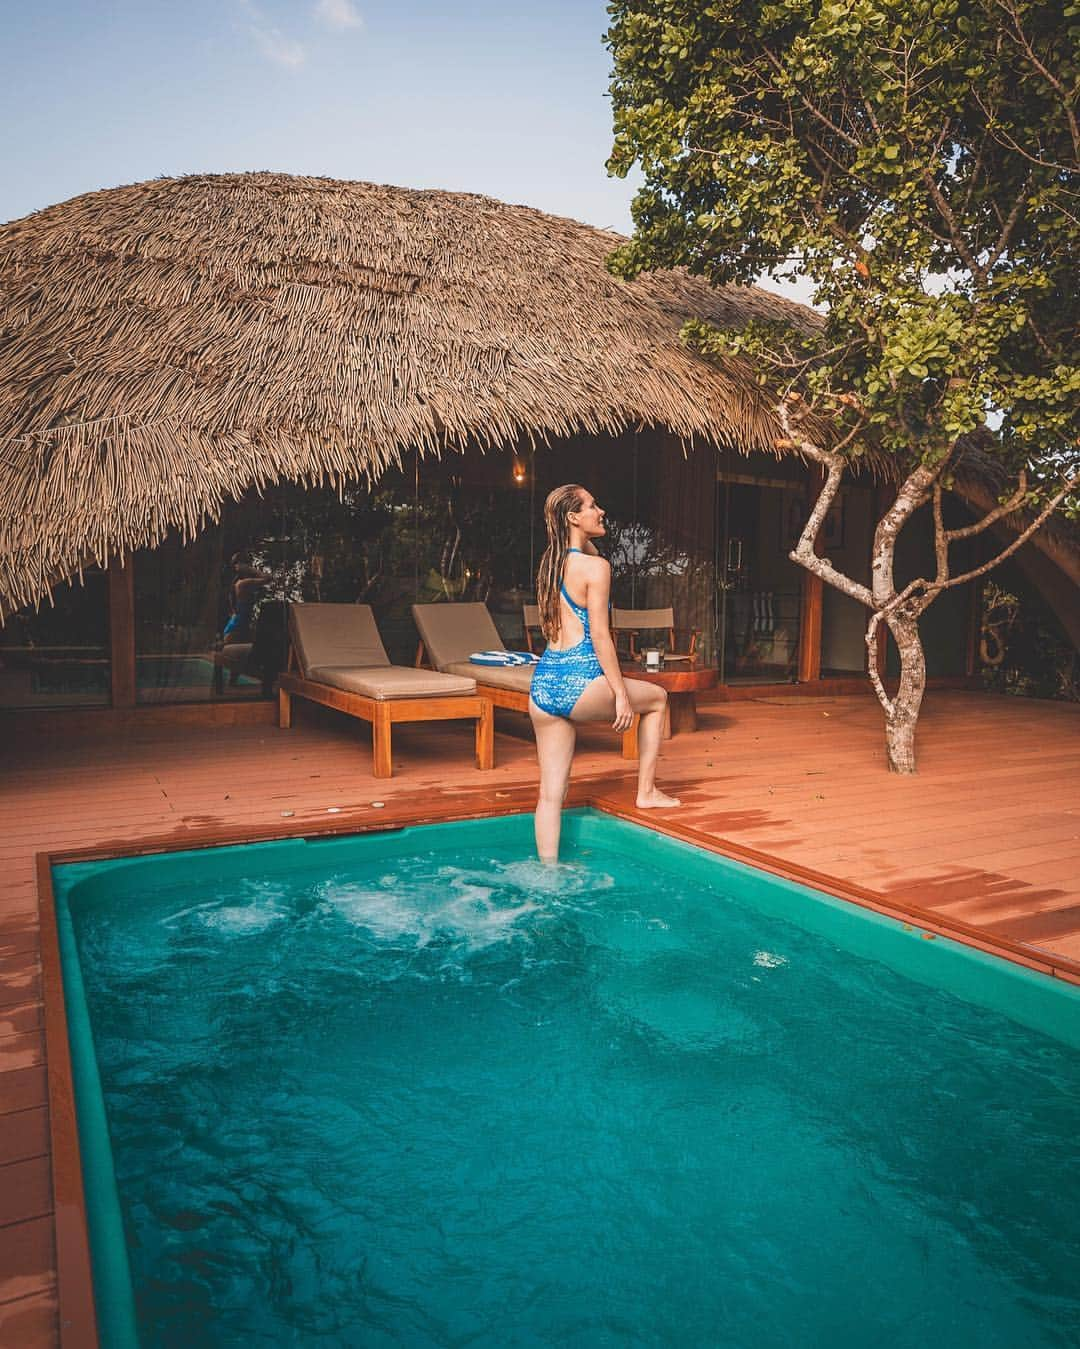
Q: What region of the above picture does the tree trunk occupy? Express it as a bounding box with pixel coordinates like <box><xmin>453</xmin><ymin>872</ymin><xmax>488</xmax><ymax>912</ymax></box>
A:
<box><xmin>884</xmin><ymin>610</ymin><xmax>927</xmax><ymax>774</ymax></box>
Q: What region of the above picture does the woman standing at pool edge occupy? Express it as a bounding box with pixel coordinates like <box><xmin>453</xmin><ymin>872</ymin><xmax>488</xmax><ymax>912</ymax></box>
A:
<box><xmin>530</xmin><ymin>484</ymin><xmax>680</xmax><ymax>861</ymax></box>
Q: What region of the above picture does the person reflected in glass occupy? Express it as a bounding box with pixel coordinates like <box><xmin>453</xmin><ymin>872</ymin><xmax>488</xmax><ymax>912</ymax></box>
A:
<box><xmin>223</xmin><ymin>551</ymin><xmax>271</xmax><ymax>645</ymax></box>
<box><xmin>529</xmin><ymin>484</ymin><xmax>680</xmax><ymax>862</ymax></box>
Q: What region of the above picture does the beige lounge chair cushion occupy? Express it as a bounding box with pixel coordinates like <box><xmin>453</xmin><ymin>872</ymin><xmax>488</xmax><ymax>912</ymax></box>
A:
<box><xmin>444</xmin><ymin>661</ymin><xmax>534</xmax><ymax>694</ymax></box>
<box><xmin>412</xmin><ymin>602</ymin><xmax>503</xmax><ymax>671</ymax></box>
<box><xmin>308</xmin><ymin>664</ymin><xmax>476</xmax><ymax>700</ymax></box>
<box><xmin>290</xmin><ymin>602</ymin><xmax>390</xmax><ymax>675</ymax></box>
<box><xmin>611</xmin><ymin>606</ymin><xmax>675</xmax><ymax>629</ymax></box>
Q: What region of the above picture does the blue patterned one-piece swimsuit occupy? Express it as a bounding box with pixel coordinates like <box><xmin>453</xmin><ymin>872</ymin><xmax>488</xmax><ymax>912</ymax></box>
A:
<box><xmin>530</xmin><ymin>549</ymin><xmax>606</xmax><ymax>718</ymax></box>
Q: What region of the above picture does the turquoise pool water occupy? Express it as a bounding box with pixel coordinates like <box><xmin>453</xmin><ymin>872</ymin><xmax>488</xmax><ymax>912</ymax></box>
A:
<box><xmin>54</xmin><ymin>812</ymin><xmax>1080</xmax><ymax>1348</ymax></box>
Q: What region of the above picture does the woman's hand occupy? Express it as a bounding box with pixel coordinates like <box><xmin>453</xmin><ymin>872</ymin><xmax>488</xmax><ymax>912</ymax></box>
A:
<box><xmin>612</xmin><ymin>691</ymin><xmax>634</xmax><ymax>732</ymax></box>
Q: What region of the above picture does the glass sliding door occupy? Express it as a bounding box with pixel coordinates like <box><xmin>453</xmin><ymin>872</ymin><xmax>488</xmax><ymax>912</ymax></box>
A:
<box><xmin>716</xmin><ymin>464</ymin><xmax>805</xmax><ymax>685</ymax></box>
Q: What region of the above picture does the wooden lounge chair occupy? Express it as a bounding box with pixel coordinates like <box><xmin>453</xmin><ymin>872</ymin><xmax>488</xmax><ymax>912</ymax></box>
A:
<box><xmin>522</xmin><ymin>603</ymin><xmax>544</xmax><ymax>654</ymax></box>
<box><xmin>611</xmin><ymin>606</ymin><xmax>701</xmax><ymax>662</ymax></box>
<box><xmin>278</xmin><ymin>602</ymin><xmax>494</xmax><ymax>779</ymax></box>
<box><xmin>412</xmin><ymin>601</ymin><xmax>638</xmax><ymax>759</ymax></box>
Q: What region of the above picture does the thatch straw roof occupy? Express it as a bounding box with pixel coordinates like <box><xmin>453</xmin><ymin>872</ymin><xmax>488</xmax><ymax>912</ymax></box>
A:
<box><xmin>0</xmin><ymin>171</ymin><xmax>814</xmax><ymax>614</ymax></box>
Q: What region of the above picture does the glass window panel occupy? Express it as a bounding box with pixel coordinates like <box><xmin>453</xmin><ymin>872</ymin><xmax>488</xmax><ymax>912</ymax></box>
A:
<box><xmin>272</xmin><ymin>467</ymin><xmax>420</xmax><ymax>665</ymax></box>
<box><xmin>417</xmin><ymin>447</ymin><xmax>539</xmax><ymax>649</ymax></box>
<box><xmin>716</xmin><ymin>451</ymin><xmax>806</xmax><ymax>683</ymax></box>
<box><xmin>134</xmin><ymin>492</ymin><xmax>286</xmax><ymax>704</ymax></box>
<box><xmin>0</xmin><ymin>570</ymin><xmax>110</xmax><ymax>708</ymax></box>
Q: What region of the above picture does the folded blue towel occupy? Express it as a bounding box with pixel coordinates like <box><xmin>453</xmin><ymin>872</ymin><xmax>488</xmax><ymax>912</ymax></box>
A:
<box><xmin>469</xmin><ymin>650</ymin><xmax>540</xmax><ymax>667</ymax></box>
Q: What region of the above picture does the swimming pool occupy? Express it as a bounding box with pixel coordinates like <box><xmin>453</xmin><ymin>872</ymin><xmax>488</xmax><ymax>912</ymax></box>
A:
<box><xmin>53</xmin><ymin>810</ymin><xmax>1080</xmax><ymax>1347</ymax></box>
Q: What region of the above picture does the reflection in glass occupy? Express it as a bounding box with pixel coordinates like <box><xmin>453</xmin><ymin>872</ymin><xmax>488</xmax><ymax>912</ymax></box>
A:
<box><xmin>0</xmin><ymin>570</ymin><xmax>111</xmax><ymax>708</ymax></box>
<box><xmin>6</xmin><ymin>435</ymin><xmax>886</xmax><ymax>711</ymax></box>
<box><xmin>716</xmin><ymin>456</ymin><xmax>807</xmax><ymax>684</ymax></box>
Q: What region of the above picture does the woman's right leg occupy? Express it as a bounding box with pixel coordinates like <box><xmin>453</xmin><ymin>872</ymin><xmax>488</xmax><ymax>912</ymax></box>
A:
<box><xmin>529</xmin><ymin>701</ymin><xmax>577</xmax><ymax>862</ymax></box>
<box><xmin>570</xmin><ymin>677</ymin><xmax>680</xmax><ymax>808</ymax></box>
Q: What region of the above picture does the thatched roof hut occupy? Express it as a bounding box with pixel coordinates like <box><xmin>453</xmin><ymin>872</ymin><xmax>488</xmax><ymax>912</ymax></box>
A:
<box><xmin>0</xmin><ymin>171</ymin><xmax>814</xmax><ymax>615</ymax></box>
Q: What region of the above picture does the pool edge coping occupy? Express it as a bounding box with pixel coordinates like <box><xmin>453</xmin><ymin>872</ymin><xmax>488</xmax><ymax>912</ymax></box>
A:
<box><xmin>35</xmin><ymin>781</ymin><xmax>1080</xmax><ymax>1348</ymax></box>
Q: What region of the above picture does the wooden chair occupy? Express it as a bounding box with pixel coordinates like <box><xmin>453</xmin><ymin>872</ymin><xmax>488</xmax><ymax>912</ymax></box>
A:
<box><xmin>611</xmin><ymin>606</ymin><xmax>700</xmax><ymax>662</ymax></box>
<box><xmin>522</xmin><ymin>603</ymin><xmax>544</xmax><ymax>654</ymax></box>
<box><xmin>277</xmin><ymin>602</ymin><xmax>494</xmax><ymax>779</ymax></box>
<box><xmin>412</xmin><ymin>601</ymin><xmax>639</xmax><ymax>760</ymax></box>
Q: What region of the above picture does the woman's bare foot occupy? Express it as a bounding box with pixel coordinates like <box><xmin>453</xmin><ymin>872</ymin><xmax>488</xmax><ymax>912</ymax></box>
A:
<box><xmin>636</xmin><ymin>788</ymin><xmax>681</xmax><ymax>809</ymax></box>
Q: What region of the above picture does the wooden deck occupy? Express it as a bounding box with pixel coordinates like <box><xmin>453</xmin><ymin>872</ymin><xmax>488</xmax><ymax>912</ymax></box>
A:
<box><xmin>2</xmin><ymin>689</ymin><xmax>1079</xmax><ymax>1345</ymax></box>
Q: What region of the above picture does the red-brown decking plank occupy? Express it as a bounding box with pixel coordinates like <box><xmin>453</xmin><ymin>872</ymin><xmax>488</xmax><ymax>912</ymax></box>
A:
<box><xmin>0</xmin><ymin>1215</ymin><xmax>57</xmax><ymax>1307</ymax></box>
<box><xmin>995</xmin><ymin>904</ymin><xmax>1080</xmax><ymax>943</ymax></box>
<box><xmin>0</xmin><ymin>1156</ymin><xmax>53</xmax><ymax>1227</ymax></box>
<box><xmin>0</xmin><ymin>1031</ymin><xmax>45</xmax><ymax>1074</ymax></box>
<box><xmin>0</xmin><ymin>1066</ymin><xmax>48</xmax><ymax>1115</ymax></box>
<box><xmin>1044</xmin><ymin>931</ymin><xmax>1080</xmax><ymax>962</ymax></box>
<box><xmin>0</xmin><ymin>916</ymin><xmax>41</xmax><ymax>958</ymax></box>
<box><xmin>0</xmin><ymin>953</ymin><xmax>42</xmax><ymax>1010</ymax></box>
<box><xmin>2</xmin><ymin>689</ymin><xmax>1080</xmax><ymax>1347</ymax></box>
<box><xmin>0</xmin><ymin>1003</ymin><xmax>43</xmax><ymax>1038</ymax></box>
<box><xmin>0</xmin><ymin>1285</ymin><xmax>57</xmax><ymax>1349</ymax></box>
<box><xmin>0</xmin><ymin>1107</ymin><xmax>49</xmax><ymax>1166</ymax></box>
<box><xmin>0</xmin><ymin>1287</ymin><xmax>58</xmax><ymax>1349</ymax></box>
<box><xmin>774</xmin><ymin>826</ymin><xmax>1080</xmax><ymax>877</ymax></box>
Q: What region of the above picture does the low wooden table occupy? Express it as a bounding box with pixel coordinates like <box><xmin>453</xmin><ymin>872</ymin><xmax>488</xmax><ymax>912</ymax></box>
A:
<box><xmin>620</xmin><ymin>660</ymin><xmax>718</xmax><ymax>735</ymax></box>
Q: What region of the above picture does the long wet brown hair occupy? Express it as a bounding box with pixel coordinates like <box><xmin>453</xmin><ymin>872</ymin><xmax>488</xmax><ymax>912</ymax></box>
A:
<box><xmin>536</xmin><ymin>483</ymin><xmax>586</xmax><ymax>641</ymax></box>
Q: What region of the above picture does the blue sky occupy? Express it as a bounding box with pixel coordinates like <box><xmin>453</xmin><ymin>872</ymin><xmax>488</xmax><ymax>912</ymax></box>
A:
<box><xmin>1</xmin><ymin>1</ymin><xmax>810</xmax><ymax>301</ymax></box>
<box><xmin>1</xmin><ymin>0</ymin><xmax>638</xmax><ymax>229</ymax></box>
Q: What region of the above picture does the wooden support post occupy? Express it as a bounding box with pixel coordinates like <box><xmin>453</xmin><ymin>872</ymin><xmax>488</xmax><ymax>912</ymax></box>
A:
<box><xmin>108</xmin><ymin>557</ymin><xmax>136</xmax><ymax>709</ymax></box>
<box><xmin>667</xmin><ymin>693</ymin><xmax>697</xmax><ymax>736</ymax></box>
<box><xmin>372</xmin><ymin>703</ymin><xmax>393</xmax><ymax>778</ymax></box>
<box><xmin>621</xmin><ymin>713</ymin><xmax>640</xmax><ymax>761</ymax></box>
<box><xmin>475</xmin><ymin>699</ymin><xmax>495</xmax><ymax>770</ymax></box>
<box><xmin>797</xmin><ymin>571</ymin><xmax>823</xmax><ymax>682</ymax></box>
<box><xmin>796</xmin><ymin>467</ymin><xmax>825</xmax><ymax>683</ymax></box>
<box><xmin>965</xmin><ymin>578</ymin><xmax>983</xmax><ymax>678</ymax></box>
<box><xmin>278</xmin><ymin>684</ymin><xmax>292</xmax><ymax>729</ymax></box>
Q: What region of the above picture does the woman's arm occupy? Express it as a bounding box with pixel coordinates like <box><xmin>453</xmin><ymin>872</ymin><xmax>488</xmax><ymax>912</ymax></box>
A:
<box><xmin>585</xmin><ymin>559</ymin><xmax>634</xmax><ymax>731</ymax></box>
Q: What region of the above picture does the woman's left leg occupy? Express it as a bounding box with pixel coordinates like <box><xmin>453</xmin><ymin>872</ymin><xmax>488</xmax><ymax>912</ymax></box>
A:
<box><xmin>529</xmin><ymin>700</ymin><xmax>577</xmax><ymax>862</ymax></box>
<box><xmin>570</xmin><ymin>677</ymin><xmax>680</xmax><ymax>809</ymax></box>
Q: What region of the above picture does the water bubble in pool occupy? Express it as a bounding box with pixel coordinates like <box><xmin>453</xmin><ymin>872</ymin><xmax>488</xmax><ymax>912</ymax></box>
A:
<box><xmin>161</xmin><ymin>881</ymin><xmax>291</xmax><ymax>937</ymax></box>
<box><xmin>498</xmin><ymin>858</ymin><xmax>614</xmax><ymax>897</ymax></box>
<box><xmin>318</xmin><ymin>868</ymin><xmax>540</xmax><ymax>951</ymax></box>
<box><xmin>199</xmin><ymin>904</ymin><xmax>288</xmax><ymax>936</ymax></box>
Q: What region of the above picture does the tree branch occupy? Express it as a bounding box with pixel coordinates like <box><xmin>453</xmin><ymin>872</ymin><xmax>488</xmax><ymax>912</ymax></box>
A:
<box><xmin>993</xmin><ymin>0</ymin><xmax>1080</xmax><ymax>163</ymax></box>
<box><xmin>944</xmin><ymin>470</ymin><xmax>1028</xmax><ymax>539</ymax></box>
<box><xmin>931</xmin><ymin>481</ymin><xmax>950</xmax><ymax>587</ymax></box>
<box><xmin>982</xmin><ymin>184</ymin><xmax>1029</xmax><ymax>275</ymax></box>
<box><xmin>758</xmin><ymin>44</ymin><xmax>862</xmax><ymax>149</ymax></box>
<box><xmin>935</xmin><ymin>472</ymin><xmax>1080</xmax><ymax>591</ymax></box>
<box><xmin>919</xmin><ymin>169</ymin><xmax>982</xmax><ymax>276</ymax></box>
<box><xmin>778</xmin><ymin>402</ymin><xmax>875</xmax><ymax>609</ymax></box>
